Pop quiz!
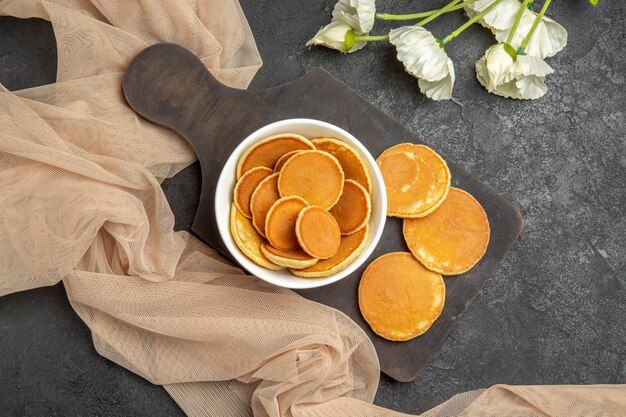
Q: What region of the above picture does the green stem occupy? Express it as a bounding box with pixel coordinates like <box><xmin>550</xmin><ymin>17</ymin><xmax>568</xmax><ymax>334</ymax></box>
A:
<box><xmin>375</xmin><ymin>3</ymin><xmax>469</xmax><ymax>21</ymax></box>
<box><xmin>416</xmin><ymin>0</ymin><xmax>464</xmax><ymax>27</ymax></box>
<box><xmin>440</xmin><ymin>0</ymin><xmax>503</xmax><ymax>45</ymax></box>
<box><xmin>506</xmin><ymin>0</ymin><xmax>531</xmax><ymax>45</ymax></box>
<box><xmin>354</xmin><ymin>34</ymin><xmax>390</xmax><ymax>41</ymax></box>
<box><xmin>518</xmin><ymin>0</ymin><xmax>551</xmax><ymax>54</ymax></box>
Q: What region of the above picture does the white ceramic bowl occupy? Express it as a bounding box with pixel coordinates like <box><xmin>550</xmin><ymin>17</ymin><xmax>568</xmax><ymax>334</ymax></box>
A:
<box><xmin>216</xmin><ymin>118</ymin><xmax>387</xmax><ymax>289</ymax></box>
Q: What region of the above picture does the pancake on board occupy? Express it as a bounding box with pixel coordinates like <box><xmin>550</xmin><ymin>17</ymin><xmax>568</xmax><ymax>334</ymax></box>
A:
<box><xmin>278</xmin><ymin>150</ymin><xmax>344</xmax><ymax>209</ymax></box>
<box><xmin>378</xmin><ymin>143</ymin><xmax>451</xmax><ymax>218</ymax></box>
<box><xmin>260</xmin><ymin>243</ymin><xmax>318</xmax><ymax>269</ymax></box>
<box><xmin>329</xmin><ymin>179</ymin><xmax>371</xmax><ymax>235</ymax></box>
<box><xmin>403</xmin><ymin>187</ymin><xmax>490</xmax><ymax>275</ymax></box>
<box><xmin>312</xmin><ymin>137</ymin><xmax>372</xmax><ymax>194</ymax></box>
<box><xmin>229</xmin><ymin>204</ymin><xmax>283</xmax><ymax>270</ymax></box>
<box><xmin>237</xmin><ymin>133</ymin><xmax>314</xmax><ymax>179</ymax></box>
<box><xmin>358</xmin><ymin>252</ymin><xmax>445</xmax><ymax>341</ymax></box>
<box><xmin>265</xmin><ymin>196</ymin><xmax>308</xmax><ymax>251</ymax></box>
<box><xmin>291</xmin><ymin>226</ymin><xmax>368</xmax><ymax>278</ymax></box>
<box><xmin>249</xmin><ymin>173</ymin><xmax>280</xmax><ymax>237</ymax></box>
<box><xmin>296</xmin><ymin>206</ymin><xmax>341</xmax><ymax>259</ymax></box>
<box><xmin>377</xmin><ymin>151</ymin><xmax>419</xmax><ymax>193</ymax></box>
<box><xmin>234</xmin><ymin>166</ymin><xmax>273</xmax><ymax>218</ymax></box>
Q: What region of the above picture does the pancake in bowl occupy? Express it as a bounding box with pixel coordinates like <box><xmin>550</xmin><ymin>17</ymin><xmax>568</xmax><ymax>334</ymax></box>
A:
<box><xmin>233</xmin><ymin>166</ymin><xmax>273</xmax><ymax>218</ymax></box>
<box><xmin>229</xmin><ymin>204</ymin><xmax>283</xmax><ymax>270</ymax></box>
<box><xmin>237</xmin><ymin>133</ymin><xmax>314</xmax><ymax>179</ymax></box>
<box><xmin>329</xmin><ymin>179</ymin><xmax>371</xmax><ymax>235</ymax></box>
<box><xmin>278</xmin><ymin>150</ymin><xmax>345</xmax><ymax>209</ymax></box>
<box><xmin>291</xmin><ymin>226</ymin><xmax>368</xmax><ymax>278</ymax></box>
<box><xmin>260</xmin><ymin>243</ymin><xmax>318</xmax><ymax>269</ymax></box>
<box><xmin>312</xmin><ymin>137</ymin><xmax>372</xmax><ymax>194</ymax></box>
<box><xmin>250</xmin><ymin>173</ymin><xmax>281</xmax><ymax>237</ymax></box>
<box><xmin>265</xmin><ymin>196</ymin><xmax>308</xmax><ymax>251</ymax></box>
<box><xmin>296</xmin><ymin>206</ymin><xmax>341</xmax><ymax>259</ymax></box>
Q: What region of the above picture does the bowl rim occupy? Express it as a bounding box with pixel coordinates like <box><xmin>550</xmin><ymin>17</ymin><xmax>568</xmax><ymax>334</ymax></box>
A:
<box><xmin>215</xmin><ymin>118</ymin><xmax>387</xmax><ymax>289</ymax></box>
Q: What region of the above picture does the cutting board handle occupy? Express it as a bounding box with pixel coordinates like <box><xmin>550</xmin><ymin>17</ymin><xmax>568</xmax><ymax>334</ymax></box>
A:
<box><xmin>124</xmin><ymin>43</ymin><xmax>239</xmax><ymax>148</ymax></box>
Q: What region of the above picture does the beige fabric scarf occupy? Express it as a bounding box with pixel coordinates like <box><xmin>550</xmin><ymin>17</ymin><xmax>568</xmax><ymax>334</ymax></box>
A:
<box><xmin>0</xmin><ymin>1</ymin><xmax>624</xmax><ymax>416</ymax></box>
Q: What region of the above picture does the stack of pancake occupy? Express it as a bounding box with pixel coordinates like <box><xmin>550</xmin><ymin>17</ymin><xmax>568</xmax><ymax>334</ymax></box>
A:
<box><xmin>230</xmin><ymin>134</ymin><xmax>372</xmax><ymax>277</ymax></box>
<box><xmin>359</xmin><ymin>144</ymin><xmax>491</xmax><ymax>342</ymax></box>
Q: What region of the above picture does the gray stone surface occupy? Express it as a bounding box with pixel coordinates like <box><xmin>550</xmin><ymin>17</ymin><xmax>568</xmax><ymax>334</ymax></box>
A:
<box><xmin>1</xmin><ymin>1</ymin><xmax>625</xmax><ymax>415</ymax></box>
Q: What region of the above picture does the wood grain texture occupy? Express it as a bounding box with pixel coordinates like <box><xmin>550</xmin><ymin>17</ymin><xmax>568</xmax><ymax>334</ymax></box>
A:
<box><xmin>123</xmin><ymin>43</ymin><xmax>523</xmax><ymax>382</ymax></box>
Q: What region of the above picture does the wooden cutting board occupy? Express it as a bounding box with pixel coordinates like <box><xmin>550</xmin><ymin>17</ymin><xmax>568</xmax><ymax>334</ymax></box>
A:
<box><xmin>123</xmin><ymin>43</ymin><xmax>523</xmax><ymax>382</ymax></box>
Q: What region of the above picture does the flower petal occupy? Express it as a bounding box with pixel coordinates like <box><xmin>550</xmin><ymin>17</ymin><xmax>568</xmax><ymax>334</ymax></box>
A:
<box><xmin>306</xmin><ymin>21</ymin><xmax>366</xmax><ymax>53</ymax></box>
<box><xmin>496</xmin><ymin>12</ymin><xmax>568</xmax><ymax>58</ymax></box>
<box><xmin>475</xmin><ymin>56</ymin><xmax>490</xmax><ymax>89</ymax></box>
<box><xmin>485</xmin><ymin>44</ymin><xmax>516</xmax><ymax>91</ymax></box>
<box><xmin>418</xmin><ymin>58</ymin><xmax>455</xmax><ymax>100</ymax></box>
<box><xmin>332</xmin><ymin>0</ymin><xmax>376</xmax><ymax>34</ymax></box>
<box><xmin>492</xmin><ymin>80</ymin><xmax>523</xmax><ymax>99</ymax></box>
<box><xmin>466</xmin><ymin>0</ymin><xmax>522</xmax><ymax>32</ymax></box>
<box><xmin>389</xmin><ymin>26</ymin><xmax>451</xmax><ymax>82</ymax></box>
<box><xmin>515</xmin><ymin>75</ymin><xmax>549</xmax><ymax>99</ymax></box>
<box><xmin>513</xmin><ymin>55</ymin><xmax>554</xmax><ymax>78</ymax></box>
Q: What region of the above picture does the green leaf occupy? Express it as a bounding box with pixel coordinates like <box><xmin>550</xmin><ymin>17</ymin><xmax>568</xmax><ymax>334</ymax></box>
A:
<box><xmin>589</xmin><ymin>0</ymin><xmax>598</xmax><ymax>5</ymax></box>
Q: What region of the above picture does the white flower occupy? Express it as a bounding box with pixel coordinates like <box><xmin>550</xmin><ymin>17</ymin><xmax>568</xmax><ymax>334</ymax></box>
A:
<box><xmin>306</xmin><ymin>21</ymin><xmax>365</xmax><ymax>53</ymax></box>
<box><xmin>465</xmin><ymin>0</ymin><xmax>567</xmax><ymax>59</ymax></box>
<box><xmin>476</xmin><ymin>43</ymin><xmax>554</xmax><ymax>99</ymax></box>
<box><xmin>496</xmin><ymin>12</ymin><xmax>567</xmax><ymax>59</ymax></box>
<box><xmin>389</xmin><ymin>26</ymin><xmax>455</xmax><ymax>101</ymax></box>
<box><xmin>332</xmin><ymin>0</ymin><xmax>376</xmax><ymax>35</ymax></box>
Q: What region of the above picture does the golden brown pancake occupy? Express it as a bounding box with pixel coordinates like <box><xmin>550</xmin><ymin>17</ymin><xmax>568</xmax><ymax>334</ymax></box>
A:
<box><xmin>377</xmin><ymin>151</ymin><xmax>419</xmax><ymax>193</ymax></box>
<box><xmin>278</xmin><ymin>150</ymin><xmax>344</xmax><ymax>209</ymax></box>
<box><xmin>229</xmin><ymin>204</ymin><xmax>283</xmax><ymax>270</ymax></box>
<box><xmin>403</xmin><ymin>187</ymin><xmax>490</xmax><ymax>275</ymax></box>
<box><xmin>265</xmin><ymin>196</ymin><xmax>308</xmax><ymax>251</ymax></box>
<box><xmin>312</xmin><ymin>137</ymin><xmax>372</xmax><ymax>194</ymax></box>
<box><xmin>237</xmin><ymin>133</ymin><xmax>314</xmax><ymax>179</ymax></box>
<box><xmin>358</xmin><ymin>252</ymin><xmax>444</xmax><ymax>341</ymax></box>
<box><xmin>329</xmin><ymin>179</ymin><xmax>371</xmax><ymax>235</ymax></box>
<box><xmin>291</xmin><ymin>226</ymin><xmax>368</xmax><ymax>278</ymax></box>
<box><xmin>379</xmin><ymin>143</ymin><xmax>451</xmax><ymax>217</ymax></box>
<box><xmin>249</xmin><ymin>173</ymin><xmax>280</xmax><ymax>237</ymax></box>
<box><xmin>379</xmin><ymin>153</ymin><xmax>435</xmax><ymax>217</ymax></box>
<box><xmin>233</xmin><ymin>166</ymin><xmax>273</xmax><ymax>218</ymax></box>
<box><xmin>296</xmin><ymin>206</ymin><xmax>341</xmax><ymax>259</ymax></box>
<box><xmin>273</xmin><ymin>150</ymin><xmax>301</xmax><ymax>172</ymax></box>
<box><xmin>260</xmin><ymin>243</ymin><xmax>318</xmax><ymax>269</ymax></box>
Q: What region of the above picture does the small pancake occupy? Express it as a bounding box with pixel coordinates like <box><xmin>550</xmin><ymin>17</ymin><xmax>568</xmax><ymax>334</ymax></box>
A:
<box><xmin>312</xmin><ymin>137</ymin><xmax>372</xmax><ymax>194</ymax></box>
<box><xmin>265</xmin><ymin>196</ymin><xmax>308</xmax><ymax>250</ymax></box>
<box><xmin>403</xmin><ymin>188</ymin><xmax>490</xmax><ymax>275</ymax></box>
<box><xmin>291</xmin><ymin>226</ymin><xmax>368</xmax><ymax>278</ymax></box>
<box><xmin>379</xmin><ymin>143</ymin><xmax>451</xmax><ymax>217</ymax></box>
<box><xmin>234</xmin><ymin>166</ymin><xmax>273</xmax><ymax>218</ymax></box>
<box><xmin>273</xmin><ymin>150</ymin><xmax>301</xmax><ymax>172</ymax></box>
<box><xmin>329</xmin><ymin>180</ymin><xmax>371</xmax><ymax>235</ymax></box>
<box><xmin>237</xmin><ymin>133</ymin><xmax>314</xmax><ymax>179</ymax></box>
<box><xmin>358</xmin><ymin>252</ymin><xmax>444</xmax><ymax>341</ymax></box>
<box><xmin>261</xmin><ymin>243</ymin><xmax>318</xmax><ymax>269</ymax></box>
<box><xmin>378</xmin><ymin>153</ymin><xmax>435</xmax><ymax>218</ymax></box>
<box><xmin>229</xmin><ymin>204</ymin><xmax>283</xmax><ymax>270</ymax></box>
<box><xmin>278</xmin><ymin>150</ymin><xmax>345</xmax><ymax>209</ymax></box>
<box><xmin>249</xmin><ymin>173</ymin><xmax>280</xmax><ymax>237</ymax></box>
<box><xmin>296</xmin><ymin>206</ymin><xmax>341</xmax><ymax>259</ymax></box>
<box><xmin>377</xmin><ymin>152</ymin><xmax>419</xmax><ymax>193</ymax></box>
